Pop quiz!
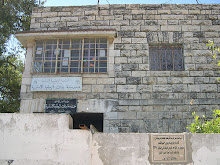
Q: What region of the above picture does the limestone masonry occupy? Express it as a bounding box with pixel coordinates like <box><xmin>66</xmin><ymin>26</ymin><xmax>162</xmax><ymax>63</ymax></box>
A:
<box><xmin>16</xmin><ymin>4</ymin><xmax>220</xmax><ymax>133</ymax></box>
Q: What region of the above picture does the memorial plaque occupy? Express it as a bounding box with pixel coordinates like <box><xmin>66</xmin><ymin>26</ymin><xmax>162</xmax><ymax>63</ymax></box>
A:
<box><xmin>31</xmin><ymin>77</ymin><xmax>82</xmax><ymax>91</ymax></box>
<box><xmin>150</xmin><ymin>134</ymin><xmax>186</xmax><ymax>163</ymax></box>
<box><xmin>45</xmin><ymin>99</ymin><xmax>77</xmax><ymax>114</ymax></box>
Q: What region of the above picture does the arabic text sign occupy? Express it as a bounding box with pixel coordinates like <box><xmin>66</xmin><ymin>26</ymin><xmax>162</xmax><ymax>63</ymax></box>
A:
<box><xmin>151</xmin><ymin>134</ymin><xmax>186</xmax><ymax>163</ymax></box>
<box><xmin>31</xmin><ymin>77</ymin><xmax>82</xmax><ymax>91</ymax></box>
<box><xmin>45</xmin><ymin>99</ymin><xmax>77</xmax><ymax>114</ymax></box>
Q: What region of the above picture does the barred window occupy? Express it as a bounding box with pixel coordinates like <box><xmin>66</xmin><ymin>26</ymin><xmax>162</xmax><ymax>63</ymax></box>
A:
<box><xmin>33</xmin><ymin>38</ymin><xmax>108</xmax><ymax>74</ymax></box>
<box><xmin>149</xmin><ymin>45</ymin><xmax>184</xmax><ymax>71</ymax></box>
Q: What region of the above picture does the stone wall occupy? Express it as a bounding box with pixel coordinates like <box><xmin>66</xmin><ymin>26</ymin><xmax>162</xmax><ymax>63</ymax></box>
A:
<box><xmin>0</xmin><ymin>113</ymin><xmax>220</xmax><ymax>165</ymax></box>
<box><xmin>19</xmin><ymin>4</ymin><xmax>220</xmax><ymax>133</ymax></box>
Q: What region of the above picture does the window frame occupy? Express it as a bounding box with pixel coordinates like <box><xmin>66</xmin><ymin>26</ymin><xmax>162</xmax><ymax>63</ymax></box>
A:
<box><xmin>32</xmin><ymin>38</ymin><xmax>109</xmax><ymax>74</ymax></box>
<box><xmin>149</xmin><ymin>44</ymin><xmax>184</xmax><ymax>71</ymax></box>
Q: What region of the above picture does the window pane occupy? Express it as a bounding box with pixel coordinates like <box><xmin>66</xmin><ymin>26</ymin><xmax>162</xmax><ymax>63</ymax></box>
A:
<box><xmin>174</xmin><ymin>47</ymin><xmax>184</xmax><ymax>70</ymax></box>
<box><xmin>33</xmin><ymin>38</ymin><xmax>107</xmax><ymax>74</ymax></box>
<box><xmin>33</xmin><ymin>62</ymin><xmax>43</xmax><ymax>73</ymax></box>
<box><xmin>149</xmin><ymin>45</ymin><xmax>183</xmax><ymax>71</ymax></box>
<box><xmin>149</xmin><ymin>47</ymin><xmax>160</xmax><ymax>70</ymax></box>
<box><xmin>99</xmin><ymin>38</ymin><xmax>107</xmax><ymax>43</ymax></box>
<box><xmin>165</xmin><ymin>47</ymin><xmax>173</xmax><ymax>70</ymax></box>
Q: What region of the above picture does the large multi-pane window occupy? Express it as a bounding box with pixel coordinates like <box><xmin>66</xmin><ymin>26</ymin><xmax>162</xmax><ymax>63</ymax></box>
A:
<box><xmin>149</xmin><ymin>45</ymin><xmax>184</xmax><ymax>71</ymax></box>
<box><xmin>33</xmin><ymin>38</ymin><xmax>108</xmax><ymax>74</ymax></box>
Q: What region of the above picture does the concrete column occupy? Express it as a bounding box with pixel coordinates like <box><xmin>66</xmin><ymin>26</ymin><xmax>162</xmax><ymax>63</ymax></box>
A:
<box><xmin>23</xmin><ymin>41</ymin><xmax>34</xmax><ymax>77</ymax></box>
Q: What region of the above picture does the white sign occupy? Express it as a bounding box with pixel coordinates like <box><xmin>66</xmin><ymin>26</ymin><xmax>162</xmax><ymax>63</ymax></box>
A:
<box><xmin>31</xmin><ymin>77</ymin><xmax>82</xmax><ymax>91</ymax></box>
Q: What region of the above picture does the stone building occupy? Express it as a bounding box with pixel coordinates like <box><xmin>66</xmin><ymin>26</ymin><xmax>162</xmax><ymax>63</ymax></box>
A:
<box><xmin>16</xmin><ymin>4</ymin><xmax>220</xmax><ymax>133</ymax></box>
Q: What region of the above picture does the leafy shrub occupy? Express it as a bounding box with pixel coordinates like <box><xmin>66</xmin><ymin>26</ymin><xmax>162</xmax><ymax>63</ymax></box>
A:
<box><xmin>187</xmin><ymin>110</ymin><xmax>220</xmax><ymax>133</ymax></box>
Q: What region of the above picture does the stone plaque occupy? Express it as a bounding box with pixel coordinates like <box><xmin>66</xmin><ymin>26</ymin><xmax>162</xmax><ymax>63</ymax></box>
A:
<box><xmin>45</xmin><ymin>99</ymin><xmax>77</xmax><ymax>114</ymax></box>
<box><xmin>151</xmin><ymin>134</ymin><xmax>186</xmax><ymax>163</ymax></box>
<box><xmin>31</xmin><ymin>77</ymin><xmax>82</xmax><ymax>91</ymax></box>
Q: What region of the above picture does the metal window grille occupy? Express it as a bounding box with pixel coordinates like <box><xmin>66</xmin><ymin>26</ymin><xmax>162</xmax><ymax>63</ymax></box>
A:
<box><xmin>33</xmin><ymin>38</ymin><xmax>108</xmax><ymax>74</ymax></box>
<box><xmin>149</xmin><ymin>45</ymin><xmax>184</xmax><ymax>71</ymax></box>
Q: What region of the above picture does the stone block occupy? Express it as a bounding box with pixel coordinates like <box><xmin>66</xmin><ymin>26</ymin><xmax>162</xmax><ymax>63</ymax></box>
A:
<box><xmin>127</xmin><ymin>77</ymin><xmax>142</xmax><ymax>85</ymax></box>
<box><xmin>92</xmin><ymin>85</ymin><xmax>104</xmax><ymax>93</ymax></box>
<box><xmin>139</xmin><ymin>64</ymin><xmax>149</xmax><ymax>70</ymax></box>
<box><xmin>188</xmin><ymin>9</ymin><xmax>201</xmax><ymax>14</ymax></box>
<box><xmin>128</xmin><ymin>106</ymin><xmax>142</xmax><ymax>111</ymax></box>
<box><xmin>31</xmin><ymin>12</ymin><xmax>42</xmax><ymax>18</ymax></box>
<box><xmin>172</xmin><ymin>84</ymin><xmax>188</xmax><ymax>92</ymax></box>
<box><xmin>60</xmin><ymin>17</ymin><xmax>78</xmax><ymax>22</ymax></box>
<box><xmin>150</xmin><ymin>71</ymin><xmax>170</xmax><ymax>77</ymax></box>
<box><xmin>157</xmin><ymin>77</ymin><xmax>167</xmax><ymax>84</ymax></box>
<box><xmin>30</xmin><ymin>23</ymin><xmax>41</xmax><ymax>29</ymax></box>
<box><xmin>183</xmin><ymin>77</ymin><xmax>194</xmax><ymax>84</ymax></box>
<box><xmin>168</xmin><ymin>20</ymin><xmax>179</xmax><ymax>25</ymax></box>
<box><xmin>128</xmin><ymin>57</ymin><xmax>142</xmax><ymax>64</ymax></box>
<box><xmin>157</xmin><ymin>10</ymin><xmax>171</xmax><ymax>14</ymax></box>
<box><xmin>141</xmin><ymin>25</ymin><xmax>160</xmax><ymax>32</ymax></box>
<box><xmin>115</xmin><ymin>71</ymin><xmax>131</xmax><ymax>78</ymax></box>
<box><xmin>82</xmin><ymin>85</ymin><xmax>91</xmax><ymax>92</ymax></box>
<box><xmin>201</xmin><ymin>25</ymin><xmax>220</xmax><ymax>32</ymax></box>
<box><xmin>159</xmin><ymin>112</ymin><xmax>171</xmax><ymax>119</ymax></box>
<box><xmin>109</xmin><ymin>127</ymin><xmax>119</xmax><ymax>133</ymax></box>
<box><xmin>104</xmin><ymin>112</ymin><xmax>118</xmax><ymax>119</ymax></box>
<box><xmin>161</xmin><ymin>15</ymin><xmax>184</xmax><ymax>20</ymax></box>
<box><xmin>100</xmin><ymin>93</ymin><xmax>118</xmax><ymax>99</ymax></box>
<box><xmin>117</xmin><ymin>85</ymin><xmax>137</xmax><ymax>92</ymax></box>
<box><xmin>142</xmin><ymin>77</ymin><xmax>156</xmax><ymax>84</ymax></box>
<box><xmin>153</xmin><ymin>85</ymin><xmax>172</xmax><ymax>92</ymax></box>
<box><xmin>46</xmin><ymin>17</ymin><xmax>60</xmax><ymax>22</ymax></box>
<box><xmin>90</xmin><ymin>20</ymin><xmax>109</xmax><ymax>26</ymax></box>
<box><xmin>122</xmin><ymin>64</ymin><xmax>138</xmax><ymax>71</ymax></box>
<box><xmin>188</xmin><ymin>85</ymin><xmax>200</xmax><ymax>92</ymax></box>
<box><xmin>137</xmin><ymin>111</ymin><xmax>159</xmax><ymax>119</ymax></box>
<box><xmin>42</xmin><ymin>12</ymin><xmax>58</xmax><ymax>17</ymax></box>
<box><xmin>87</xmin><ymin>93</ymin><xmax>100</xmax><ymax>99</ymax></box>
<box><xmin>119</xmin><ymin>93</ymin><xmax>134</xmax><ymax>99</ymax></box>
<box><xmin>190</xmin><ymin>71</ymin><xmax>204</xmax><ymax>77</ymax></box>
<box><xmin>119</xmin><ymin>100</ymin><xmax>140</xmax><ymax>106</ymax></box>
<box><xmin>135</xmin><ymin>32</ymin><xmax>146</xmax><ymax>38</ymax></box>
<box><xmin>83</xmin><ymin>78</ymin><xmax>97</xmax><ymax>84</ymax></box>
<box><xmin>171</xmin><ymin>9</ymin><xmax>188</xmax><ymax>15</ymax></box>
<box><xmin>170</xmin><ymin>71</ymin><xmax>189</xmax><ymax>77</ymax></box>
<box><xmin>124</xmin><ymin>43</ymin><xmax>143</xmax><ymax>50</ymax></box>
<box><xmin>115</xmin><ymin>78</ymin><xmax>126</xmax><ymax>84</ymax></box>
<box><xmin>137</xmin><ymin>85</ymin><xmax>152</xmax><ymax>93</ymax></box>
<box><xmin>167</xmin><ymin>77</ymin><xmax>183</xmax><ymax>84</ymax></box>
<box><xmin>117</xmin><ymin>112</ymin><xmax>137</xmax><ymax>119</ymax></box>
<box><xmin>161</xmin><ymin>25</ymin><xmax>182</xmax><ymax>31</ymax></box>
<box><xmin>158</xmin><ymin>20</ymin><xmax>167</xmax><ymax>25</ymax></box>
<box><xmin>104</xmin><ymin>85</ymin><xmax>117</xmax><ymax>93</ymax></box>
<box><xmin>131</xmin><ymin>71</ymin><xmax>148</xmax><ymax>77</ymax></box>
<box><xmin>201</xmin><ymin>84</ymin><xmax>217</xmax><ymax>92</ymax></box>
<box><xmin>109</xmin><ymin>120</ymin><xmax>120</xmax><ymax>127</ymax></box>
<box><xmin>110</xmin><ymin>20</ymin><xmax>129</xmax><ymax>26</ymax></box>
<box><xmin>115</xmin><ymin>57</ymin><xmax>128</xmax><ymax>64</ymax></box>
<box><xmin>97</xmin><ymin>78</ymin><xmax>114</xmax><ymax>84</ymax></box>
<box><xmin>132</xmin><ymin>38</ymin><xmax>147</xmax><ymax>44</ymax></box>
<box><xmin>67</xmin><ymin>21</ymin><xmax>90</xmax><ymax>27</ymax></box>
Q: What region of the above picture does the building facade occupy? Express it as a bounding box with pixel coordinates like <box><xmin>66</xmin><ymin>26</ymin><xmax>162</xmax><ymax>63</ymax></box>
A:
<box><xmin>16</xmin><ymin>4</ymin><xmax>220</xmax><ymax>133</ymax></box>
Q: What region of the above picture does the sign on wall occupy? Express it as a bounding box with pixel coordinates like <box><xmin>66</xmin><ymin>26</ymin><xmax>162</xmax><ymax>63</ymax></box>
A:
<box><xmin>31</xmin><ymin>77</ymin><xmax>82</xmax><ymax>91</ymax></box>
<box><xmin>150</xmin><ymin>134</ymin><xmax>187</xmax><ymax>163</ymax></box>
<box><xmin>45</xmin><ymin>99</ymin><xmax>77</xmax><ymax>114</ymax></box>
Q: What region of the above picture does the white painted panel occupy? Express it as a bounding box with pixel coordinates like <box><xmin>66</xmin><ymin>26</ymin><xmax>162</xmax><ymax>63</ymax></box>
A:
<box><xmin>31</xmin><ymin>77</ymin><xmax>82</xmax><ymax>91</ymax></box>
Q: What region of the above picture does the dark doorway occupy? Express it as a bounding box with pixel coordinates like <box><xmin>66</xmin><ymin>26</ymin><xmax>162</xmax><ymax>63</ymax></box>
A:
<box><xmin>71</xmin><ymin>113</ymin><xmax>103</xmax><ymax>132</ymax></box>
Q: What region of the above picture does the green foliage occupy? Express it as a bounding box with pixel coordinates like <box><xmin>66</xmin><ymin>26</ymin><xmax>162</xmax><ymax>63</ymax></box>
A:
<box><xmin>0</xmin><ymin>0</ymin><xmax>44</xmax><ymax>112</ymax></box>
<box><xmin>0</xmin><ymin>55</ymin><xmax>23</xmax><ymax>113</ymax></box>
<box><xmin>187</xmin><ymin>110</ymin><xmax>220</xmax><ymax>133</ymax></box>
<box><xmin>0</xmin><ymin>0</ymin><xmax>44</xmax><ymax>54</ymax></box>
<box><xmin>206</xmin><ymin>40</ymin><xmax>220</xmax><ymax>67</ymax></box>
